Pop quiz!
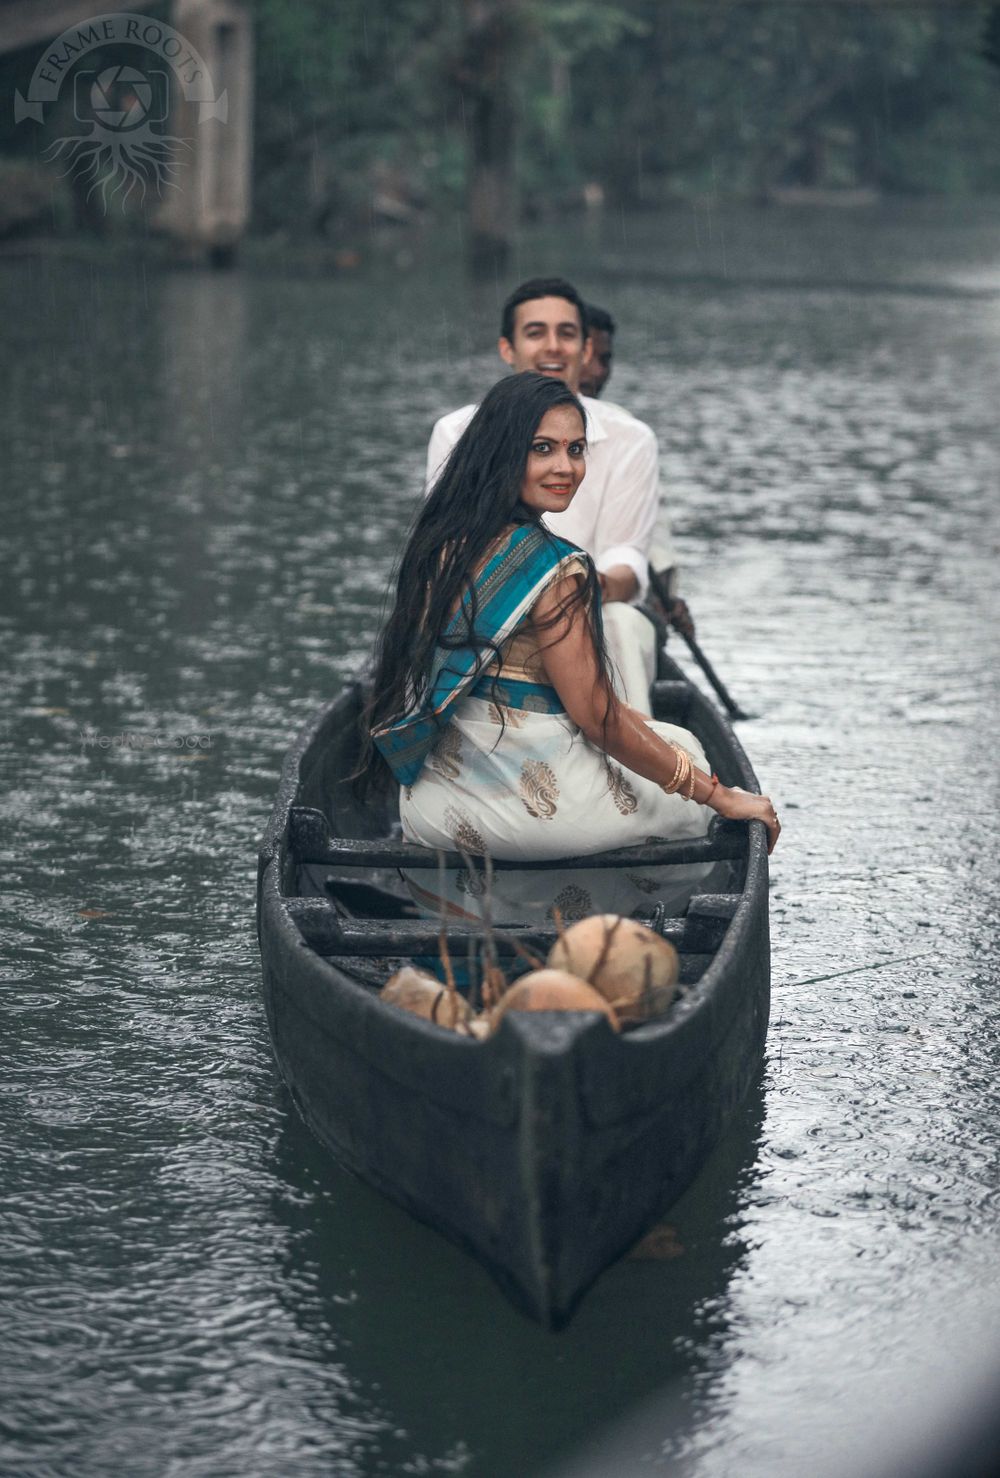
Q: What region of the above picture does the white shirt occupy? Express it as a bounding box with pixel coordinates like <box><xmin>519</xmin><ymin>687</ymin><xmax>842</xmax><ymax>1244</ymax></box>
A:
<box><xmin>425</xmin><ymin>394</ymin><xmax>671</xmax><ymax>601</ymax></box>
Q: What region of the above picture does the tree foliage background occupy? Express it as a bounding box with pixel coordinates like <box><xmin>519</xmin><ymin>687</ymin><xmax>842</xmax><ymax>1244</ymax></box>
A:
<box><xmin>248</xmin><ymin>0</ymin><xmax>1000</xmax><ymax>240</ymax></box>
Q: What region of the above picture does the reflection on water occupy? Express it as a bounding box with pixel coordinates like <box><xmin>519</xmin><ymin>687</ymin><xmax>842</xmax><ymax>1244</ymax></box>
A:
<box><xmin>1</xmin><ymin>201</ymin><xmax>999</xmax><ymax>1476</ymax></box>
<box><xmin>264</xmin><ymin>1078</ymin><xmax>764</xmax><ymax>1476</ymax></box>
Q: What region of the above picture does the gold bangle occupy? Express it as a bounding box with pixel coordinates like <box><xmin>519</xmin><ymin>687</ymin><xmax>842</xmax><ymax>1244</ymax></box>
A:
<box><xmin>661</xmin><ymin>746</ymin><xmax>689</xmax><ymax>796</ymax></box>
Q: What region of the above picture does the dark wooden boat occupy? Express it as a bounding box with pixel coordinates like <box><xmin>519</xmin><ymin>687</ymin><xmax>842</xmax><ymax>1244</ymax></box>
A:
<box><xmin>256</xmin><ymin>653</ymin><xmax>770</xmax><ymax>1327</ymax></box>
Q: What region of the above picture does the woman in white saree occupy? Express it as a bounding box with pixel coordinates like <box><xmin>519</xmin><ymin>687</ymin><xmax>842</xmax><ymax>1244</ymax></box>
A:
<box><xmin>365</xmin><ymin>374</ymin><xmax>779</xmax><ymax>923</ymax></box>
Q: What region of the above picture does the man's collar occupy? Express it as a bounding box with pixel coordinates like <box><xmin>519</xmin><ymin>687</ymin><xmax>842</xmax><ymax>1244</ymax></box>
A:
<box><xmin>579</xmin><ymin>394</ymin><xmax>608</xmax><ymax>445</ymax></box>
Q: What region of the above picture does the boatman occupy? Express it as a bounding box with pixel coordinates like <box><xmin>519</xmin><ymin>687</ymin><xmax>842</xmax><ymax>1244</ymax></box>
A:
<box><xmin>579</xmin><ymin>302</ymin><xmax>617</xmax><ymax>401</ymax></box>
<box><xmin>578</xmin><ymin>300</ymin><xmax>695</xmax><ymax>642</ymax></box>
<box><xmin>426</xmin><ymin>275</ymin><xmax>688</xmax><ymax>706</ymax></box>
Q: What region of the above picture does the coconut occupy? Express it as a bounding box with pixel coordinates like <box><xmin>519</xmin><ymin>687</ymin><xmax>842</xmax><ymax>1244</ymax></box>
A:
<box><xmin>490</xmin><ymin>969</ymin><xmax>620</xmax><ymax>1032</ymax></box>
<box><xmin>546</xmin><ymin>914</ymin><xmax>679</xmax><ymax>1025</ymax></box>
<box><xmin>380</xmin><ymin>966</ymin><xmax>473</xmax><ymax>1030</ymax></box>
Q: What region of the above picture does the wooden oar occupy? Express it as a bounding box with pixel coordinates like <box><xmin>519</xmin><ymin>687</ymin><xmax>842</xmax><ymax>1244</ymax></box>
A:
<box><xmin>648</xmin><ymin>566</ymin><xmax>753</xmax><ymax>722</ymax></box>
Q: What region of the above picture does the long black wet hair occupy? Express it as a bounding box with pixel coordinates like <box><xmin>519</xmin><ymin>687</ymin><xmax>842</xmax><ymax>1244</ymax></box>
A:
<box><xmin>359</xmin><ymin>371</ymin><xmax>615</xmax><ymax>794</ymax></box>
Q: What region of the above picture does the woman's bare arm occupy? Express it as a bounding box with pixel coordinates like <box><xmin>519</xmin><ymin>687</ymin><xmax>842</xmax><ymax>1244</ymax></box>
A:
<box><xmin>533</xmin><ymin>574</ymin><xmax>781</xmax><ymax>852</ymax></box>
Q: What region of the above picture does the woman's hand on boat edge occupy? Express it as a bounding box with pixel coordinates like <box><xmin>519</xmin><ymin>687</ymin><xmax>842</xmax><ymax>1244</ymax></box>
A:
<box><xmin>710</xmin><ymin>786</ymin><xmax>781</xmax><ymax>854</ymax></box>
<box><xmin>531</xmin><ymin>575</ymin><xmax>781</xmax><ymax>854</ymax></box>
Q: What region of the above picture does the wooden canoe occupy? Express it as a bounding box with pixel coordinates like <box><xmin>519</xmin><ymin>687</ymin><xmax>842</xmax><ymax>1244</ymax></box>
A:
<box><xmin>256</xmin><ymin>654</ymin><xmax>770</xmax><ymax>1327</ymax></box>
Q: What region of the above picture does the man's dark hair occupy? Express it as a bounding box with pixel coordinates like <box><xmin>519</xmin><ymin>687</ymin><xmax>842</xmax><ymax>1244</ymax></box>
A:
<box><xmin>584</xmin><ymin>304</ymin><xmax>616</xmax><ymax>337</ymax></box>
<box><xmin>500</xmin><ymin>277</ymin><xmax>586</xmax><ymax>342</ymax></box>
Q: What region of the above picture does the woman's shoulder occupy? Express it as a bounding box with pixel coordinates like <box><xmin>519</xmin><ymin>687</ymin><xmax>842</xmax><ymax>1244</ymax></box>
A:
<box><xmin>556</xmin><ymin>551</ymin><xmax>591</xmax><ymax>579</ymax></box>
<box><xmin>470</xmin><ymin>526</ymin><xmax>591</xmax><ymax>604</ymax></box>
<box><xmin>498</xmin><ymin>522</ymin><xmax>590</xmax><ymax>563</ymax></box>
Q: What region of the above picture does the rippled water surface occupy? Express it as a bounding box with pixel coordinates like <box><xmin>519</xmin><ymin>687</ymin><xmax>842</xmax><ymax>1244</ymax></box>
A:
<box><xmin>2</xmin><ymin>202</ymin><xmax>999</xmax><ymax>1477</ymax></box>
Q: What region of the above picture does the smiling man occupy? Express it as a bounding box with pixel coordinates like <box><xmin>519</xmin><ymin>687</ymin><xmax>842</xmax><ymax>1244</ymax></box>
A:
<box><xmin>426</xmin><ymin>276</ymin><xmax>672</xmax><ymax>704</ymax></box>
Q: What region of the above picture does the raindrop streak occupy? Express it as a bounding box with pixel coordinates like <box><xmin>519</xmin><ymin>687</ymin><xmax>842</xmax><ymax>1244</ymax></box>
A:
<box><xmin>1</xmin><ymin>199</ymin><xmax>999</xmax><ymax>1478</ymax></box>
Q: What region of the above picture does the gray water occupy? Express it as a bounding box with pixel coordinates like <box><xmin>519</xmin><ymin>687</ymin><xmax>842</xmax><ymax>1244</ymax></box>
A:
<box><xmin>2</xmin><ymin>201</ymin><xmax>999</xmax><ymax>1478</ymax></box>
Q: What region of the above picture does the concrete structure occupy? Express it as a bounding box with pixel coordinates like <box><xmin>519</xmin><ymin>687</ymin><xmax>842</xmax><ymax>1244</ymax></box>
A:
<box><xmin>155</xmin><ymin>0</ymin><xmax>253</xmax><ymax>263</ymax></box>
<box><xmin>2</xmin><ymin>0</ymin><xmax>253</xmax><ymax>261</ymax></box>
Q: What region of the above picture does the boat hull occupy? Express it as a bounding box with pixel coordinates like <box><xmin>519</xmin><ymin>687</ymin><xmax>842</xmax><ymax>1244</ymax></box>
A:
<box><xmin>257</xmin><ymin>673</ymin><xmax>770</xmax><ymax>1326</ymax></box>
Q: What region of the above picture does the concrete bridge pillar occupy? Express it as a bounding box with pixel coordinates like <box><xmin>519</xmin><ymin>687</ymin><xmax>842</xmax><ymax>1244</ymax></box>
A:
<box><xmin>156</xmin><ymin>0</ymin><xmax>253</xmax><ymax>263</ymax></box>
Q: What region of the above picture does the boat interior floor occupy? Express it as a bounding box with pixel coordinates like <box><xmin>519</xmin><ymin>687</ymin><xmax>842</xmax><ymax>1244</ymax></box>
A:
<box><xmin>290</xmin><ymin>859</ymin><xmax>742</xmax><ymax>1000</ymax></box>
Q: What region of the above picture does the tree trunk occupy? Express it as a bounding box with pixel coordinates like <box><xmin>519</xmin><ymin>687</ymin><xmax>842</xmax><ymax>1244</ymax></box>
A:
<box><xmin>458</xmin><ymin>0</ymin><xmax>521</xmax><ymax>278</ymax></box>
